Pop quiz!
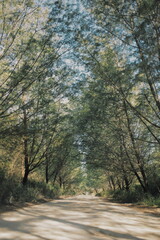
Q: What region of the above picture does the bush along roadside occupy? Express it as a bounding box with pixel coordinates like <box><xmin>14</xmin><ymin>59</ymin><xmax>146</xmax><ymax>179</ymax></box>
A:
<box><xmin>107</xmin><ymin>189</ymin><xmax>160</xmax><ymax>208</ymax></box>
<box><xmin>0</xmin><ymin>174</ymin><xmax>61</xmax><ymax>205</ymax></box>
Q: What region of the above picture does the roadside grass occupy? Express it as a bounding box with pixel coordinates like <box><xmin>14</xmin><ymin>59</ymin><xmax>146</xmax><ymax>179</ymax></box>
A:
<box><xmin>141</xmin><ymin>195</ymin><xmax>160</xmax><ymax>207</ymax></box>
<box><xmin>100</xmin><ymin>189</ymin><xmax>160</xmax><ymax>208</ymax></box>
<box><xmin>0</xmin><ymin>174</ymin><xmax>61</xmax><ymax>205</ymax></box>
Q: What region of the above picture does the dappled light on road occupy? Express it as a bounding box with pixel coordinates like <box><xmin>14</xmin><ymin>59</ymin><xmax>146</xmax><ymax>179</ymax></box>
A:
<box><xmin>0</xmin><ymin>196</ymin><xmax>160</xmax><ymax>240</ymax></box>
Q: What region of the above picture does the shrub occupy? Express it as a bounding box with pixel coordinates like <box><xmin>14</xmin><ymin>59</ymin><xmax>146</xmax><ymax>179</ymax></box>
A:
<box><xmin>0</xmin><ymin>175</ymin><xmax>19</xmax><ymax>204</ymax></box>
<box><xmin>141</xmin><ymin>194</ymin><xmax>160</xmax><ymax>207</ymax></box>
<box><xmin>110</xmin><ymin>189</ymin><xmax>143</xmax><ymax>203</ymax></box>
<box><xmin>0</xmin><ymin>176</ymin><xmax>61</xmax><ymax>205</ymax></box>
<box><xmin>108</xmin><ymin>187</ymin><xmax>160</xmax><ymax>207</ymax></box>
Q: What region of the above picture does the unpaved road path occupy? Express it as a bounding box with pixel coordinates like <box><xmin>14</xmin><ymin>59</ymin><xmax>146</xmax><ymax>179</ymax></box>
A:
<box><xmin>0</xmin><ymin>195</ymin><xmax>160</xmax><ymax>240</ymax></box>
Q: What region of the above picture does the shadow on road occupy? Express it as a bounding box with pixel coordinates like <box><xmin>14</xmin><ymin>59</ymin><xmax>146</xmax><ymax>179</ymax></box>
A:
<box><xmin>0</xmin><ymin>196</ymin><xmax>159</xmax><ymax>240</ymax></box>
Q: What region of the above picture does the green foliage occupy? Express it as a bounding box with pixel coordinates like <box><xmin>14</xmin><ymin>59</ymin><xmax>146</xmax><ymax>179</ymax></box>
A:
<box><xmin>0</xmin><ymin>176</ymin><xmax>60</xmax><ymax>204</ymax></box>
<box><xmin>62</xmin><ymin>189</ymin><xmax>77</xmax><ymax>196</ymax></box>
<box><xmin>142</xmin><ymin>196</ymin><xmax>160</xmax><ymax>208</ymax></box>
<box><xmin>0</xmin><ymin>175</ymin><xmax>17</xmax><ymax>204</ymax></box>
<box><xmin>107</xmin><ymin>187</ymin><xmax>160</xmax><ymax>207</ymax></box>
<box><xmin>110</xmin><ymin>189</ymin><xmax>143</xmax><ymax>203</ymax></box>
<box><xmin>0</xmin><ymin>167</ymin><xmax>5</xmax><ymax>183</ymax></box>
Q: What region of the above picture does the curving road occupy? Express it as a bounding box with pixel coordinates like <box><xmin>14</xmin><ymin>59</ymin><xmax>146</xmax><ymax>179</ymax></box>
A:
<box><xmin>0</xmin><ymin>195</ymin><xmax>160</xmax><ymax>240</ymax></box>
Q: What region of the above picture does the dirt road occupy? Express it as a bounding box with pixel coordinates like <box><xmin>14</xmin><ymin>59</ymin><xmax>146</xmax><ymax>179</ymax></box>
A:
<box><xmin>0</xmin><ymin>195</ymin><xmax>160</xmax><ymax>240</ymax></box>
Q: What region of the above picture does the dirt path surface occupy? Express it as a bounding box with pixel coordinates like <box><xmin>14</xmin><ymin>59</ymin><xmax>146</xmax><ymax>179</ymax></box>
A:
<box><xmin>0</xmin><ymin>195</ymin><xmax>160</xmax><ymax>240</ymax></box>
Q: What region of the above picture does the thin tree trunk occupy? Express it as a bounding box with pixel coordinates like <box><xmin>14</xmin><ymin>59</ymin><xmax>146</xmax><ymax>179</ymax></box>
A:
<box><xmin>22</xmin><ymin>164</ymin><xmax>29</xmax><ymax>185</ymax></box>
<box><xmin>22</xmin><ymin>108</ymin><xmax>29</xmax><ymax>185</ymax></box>
<box><xmin>45</xmin><ymin>156</ymin><xmax>49</xmax><ymax>184</ymax></box>
<box><xmin>110</xmin><ymin>176</ymin><xmax>116</xmax><ymax>191</ymax></box>
<box><xmin>123</xmin><ymin>101</ymin><xmax>149</xmax><ymax>192</ymax></box>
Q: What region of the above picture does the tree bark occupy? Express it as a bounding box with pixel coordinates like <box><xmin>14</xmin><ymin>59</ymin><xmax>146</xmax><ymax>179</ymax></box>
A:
<box><xmin>22</xmin><ymin>164</ymin><xmax>30</xmax><ymax>185</ymax></box>
<box><xmin>45</xmin><ymin>157</ymin><xmax>49</xmax><ymax>184</ymax></box>
<box><xmin>22</xmin><ymin>108</ymin><xmax>30</xmax><ymax>185</ymax></box>
<box><xmin>123</xmin><ymin>101</ymin><xmax>149</xmax><ymax>192</ymax></box>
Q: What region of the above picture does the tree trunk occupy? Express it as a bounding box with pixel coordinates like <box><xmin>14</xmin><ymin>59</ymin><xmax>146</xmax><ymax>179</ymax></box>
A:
<box><xmin>123</xmin><ymin>101</ymin><xmax>149</xmax><ymax>193</ymax></box>
<box><xmin>45</xmin><ymin>157</ymin><xmax>49</xmax><ymax>184</ymax></box>
<box><xmin>59</xmin><ymin>176</ymin><xmax>63</xmax><ymax>188</ymax></box>
<box><xmin>22</xmin><ymin>108</ymin><xmax>30</xmax><ymax>185</ymax></box>
<box><xmin>139</xmin><ymin>165</ymin><xmax>149</xmax><ymax>193</ymax></box>
<box><xmin>22</xmin><ymin>165</ymin><xmax>29</xmax><ymax>185</ymax></box>
<box><xmin>110</xmin><ymin>176</ymin><xmax>116</xmax><ymax>191</ymax></box>
<box><xmin>124</xmin><ymin>175</ymin><xmax>130</xmax><ymax>191</ymax></box>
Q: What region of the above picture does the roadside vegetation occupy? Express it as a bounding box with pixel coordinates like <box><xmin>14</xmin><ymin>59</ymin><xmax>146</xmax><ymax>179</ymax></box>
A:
<box><xmin>107</xmin><ymin>190</ymin><xmax>160</xmax><ymax>207</ymax></box>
